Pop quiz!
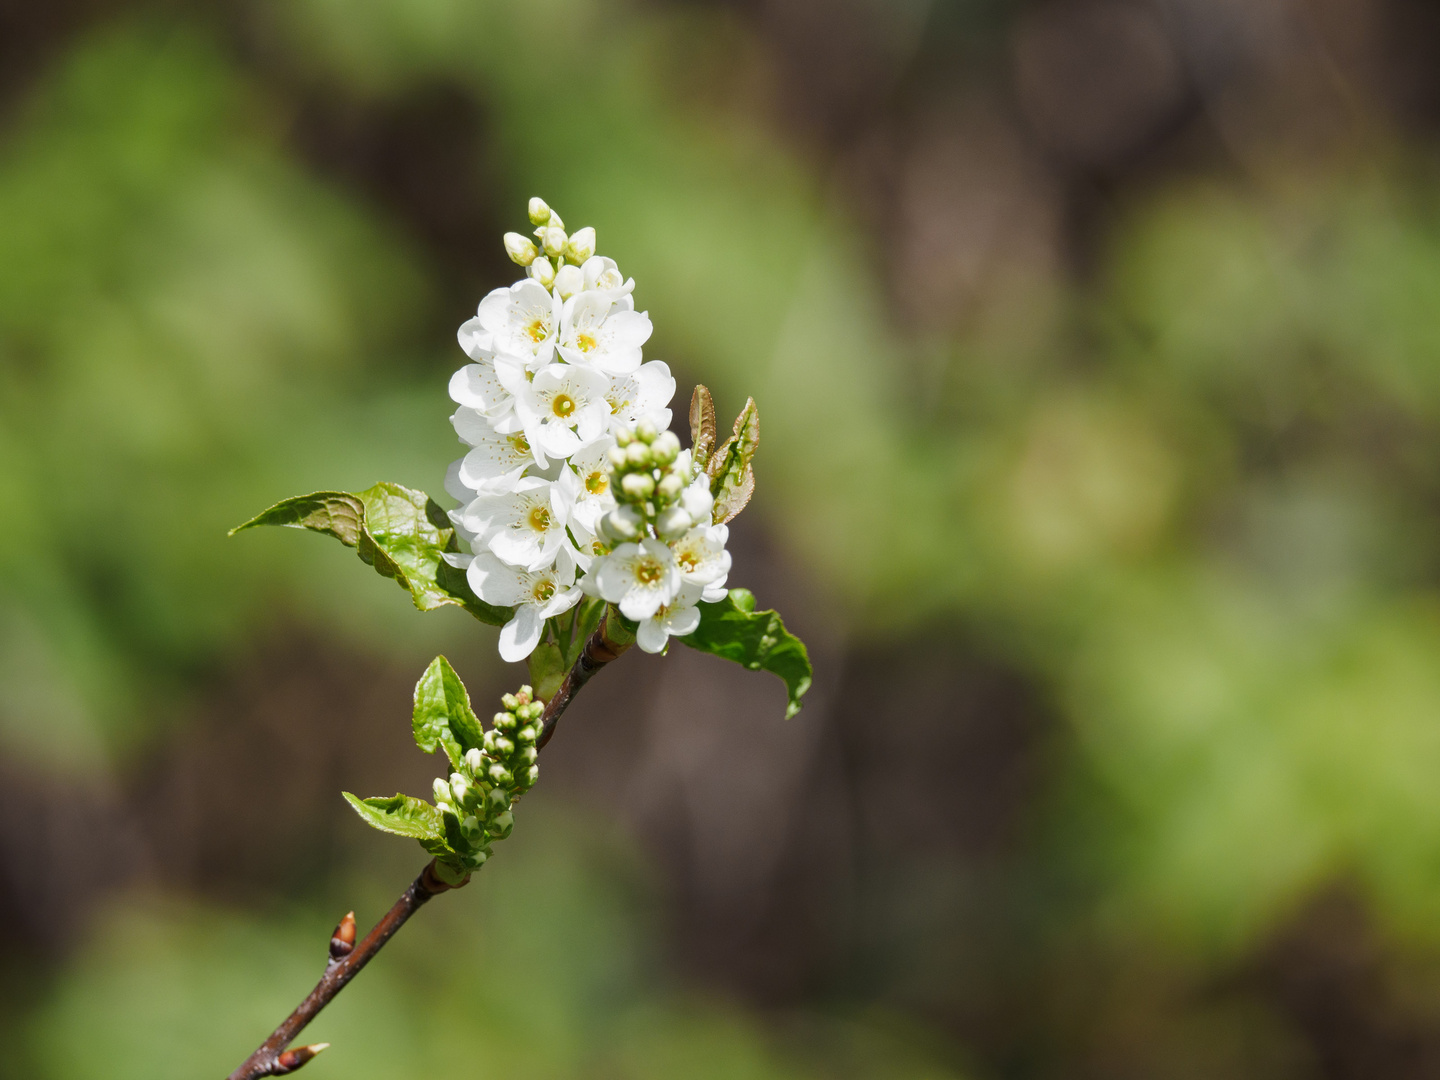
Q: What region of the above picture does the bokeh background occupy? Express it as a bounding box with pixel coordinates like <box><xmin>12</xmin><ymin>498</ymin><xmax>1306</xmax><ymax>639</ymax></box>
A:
<box><xmin>4</xmin><ymin>0</ymin><xmax>1440</xmax><ymax>1076</ymax></box>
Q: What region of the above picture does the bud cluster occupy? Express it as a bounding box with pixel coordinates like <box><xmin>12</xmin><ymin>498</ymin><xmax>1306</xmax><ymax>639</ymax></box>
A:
<box><xmin>501</xmin><ymin>197</ymin><xmax>598</xmax><ymax>293</ymax></box>
<box><xmin>597</xmin><ymin>421</ymin><xmax>693</xmax><ymax>545</ymax></box>
<box><xmin>431</xmin><ymin>686</ymin><xmax>544</xmax><ymax>870</ymax></box>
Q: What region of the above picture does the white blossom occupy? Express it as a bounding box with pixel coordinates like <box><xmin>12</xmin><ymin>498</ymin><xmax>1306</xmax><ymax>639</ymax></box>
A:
<box><xmin>636</xmin><ymin>583</ymin><xmax>703</xmax><ymax>654</ymax></box>
<box><xmin>603</xmin><ymin>360</ymin><xmax>675</xmax><ymax>432</ymax></box>
<box><xmin>468</xmin><ymin>550</ymin><xmax>582</xmax><ymax>662</ymax></box>
<box><xmin>461</xmin><ymin>476</ymin><xmax>573</xmax><ymax>572</ymax></box>
<box><xmin>566</xmin><ymin>439</ymin><xmax>617</xmax><ymax>534</ymax></box>
<box><xmin>581</xmin><ymin>255</ymin><xmax>629</xmax><ymax>294</ymax></box>
<box><xmin>512</xmin><ymin>362</ymin><xmax>611</xmax><ymax>460</ymax></box>
<box><xmin>476</xmin><ymin>278</ymin><xmax>559</xmax><ymax>367</ymax></box>
<box><xmin>451</xmin><ymin>408</ymin><xmax>539</xmax><ymax>494</ymax></box>
<box><xmin>680</xmin><ymin>474</ymin><xmax>715</xmax><ymax>525</ymax></box>
<box><xmin>592</xmin><ymin>537</ymin><xmax>681</xmax><ymax>620</ymax></box>
<box><xmin>556</xmin><ymin>290</ymin><xmax>651</xmax><ymax>374</ymax></box>
<box><xmin>669</xmin><ymin>524</ymin><xmax>731</xmax><ymax>586</ymax></box>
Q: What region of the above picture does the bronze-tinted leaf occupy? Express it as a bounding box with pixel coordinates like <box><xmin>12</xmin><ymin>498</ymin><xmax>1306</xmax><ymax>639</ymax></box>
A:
<box><xmin>689</xmin><ymin>383</ymin><xmax>718</xmax><ymax>469</ymax></box>
<box><xmin>707</xmin><ymin>397</ymin><xmax>759</xmax><ymax>524</ymax></box>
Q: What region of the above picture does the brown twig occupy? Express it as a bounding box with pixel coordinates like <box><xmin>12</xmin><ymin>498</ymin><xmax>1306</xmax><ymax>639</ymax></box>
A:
<box><xmin>225</xmin><ymin>613</ymin><xmax>630</xmax><ymax>1078</ymax></box>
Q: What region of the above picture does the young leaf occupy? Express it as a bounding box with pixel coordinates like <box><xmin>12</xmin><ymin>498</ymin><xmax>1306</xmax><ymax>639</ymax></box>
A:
<box><xmin>342</xmin><ymin>792</ymin><xmax>444</xmax><ymax>840</ymax></box>
<box><xmin>412</xmin><ymin>656</ymin><xmax>486</xmax><ymax>765</ymax></box>
<box><xmin>231</xmin><ymin>483</ymin><xmax>513</xmax><ymax>627</ymax></box>
<box><xmin>706</xmin><ymin>398</ymin><xmax>759</xmax><ymax>524</ymax></box>
<box><xmin>678</xmin><ymin>588</ymin><xmax>812</xmax><ymax>718</ymax></box>
<box><xmin>690</xmin><ymin>384</ymin><xmax>717</xmax><ymax>469</ymax></box>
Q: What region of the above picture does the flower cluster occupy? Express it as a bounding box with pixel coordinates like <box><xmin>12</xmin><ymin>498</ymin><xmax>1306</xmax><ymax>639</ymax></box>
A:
<box><xmin>431</xmin><ymin>686</ymin><xmax>543</xmax><ymax>872</ymax></box>
<box><xmin>445</xmin><ymin>198</ymin><xmax>731</xmax><ymax>659</ymax></box>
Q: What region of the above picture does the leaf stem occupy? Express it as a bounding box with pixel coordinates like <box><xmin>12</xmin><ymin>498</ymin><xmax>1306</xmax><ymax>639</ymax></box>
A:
<box><xmin>225</xmin><ymin>613</ymin><xmax>631</xmax><ymax>1077</ymax></box>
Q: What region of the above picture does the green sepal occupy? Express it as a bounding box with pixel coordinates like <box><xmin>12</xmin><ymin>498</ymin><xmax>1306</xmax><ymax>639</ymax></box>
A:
<box><xmin>605</xmin><ymin>604</ymin><xmax>638</xmax><ymax>646</ymax></box>
<box><xmin>230</xmin><ymin>483</ymin><xmax>513</xmax><ymax>627</ymax></box>
<box><xmin>440</xmin><ymin>808</ymin><xmax>467</xmax><ymax>853</ymax></box>
<box><xmin>342</xmin><ymin>792</ymin><xmax>444</xmax><ymax>840</ymax></box>
<box><xmin>706</xmin><ymin>398</ymin><xmax>758</xmax><ymax>524</ymax></box>
<box><xmin>430</xmin><ymin>859</ymin><xmax>472</xmax><ymax>887</ymax></box>
<box><xmin>527</xmin><ymin>642</ymin><xmax>567</xmax><ymax>705</ymax></box>
<box><xmin>412</xmin><ymin>656</ymin><xmax>486</xmax><ymax>766</ymax></box>
<box><xmin>678</xmin><ymin>588</ymin><xmax>812</xmax><ymax>718</ymax></box>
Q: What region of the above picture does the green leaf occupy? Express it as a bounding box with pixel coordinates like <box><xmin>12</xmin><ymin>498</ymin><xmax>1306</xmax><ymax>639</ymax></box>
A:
<box><xmin>706</xmin><ymin>398</ymin><xmax>758</xmax><ymax>524</ymax></box>
<box><xmin>412</xmin><ymin>656</ymin><xmax>485</xmax><ymax>766</ymax></box>
<box><xmin>679</xmin><ymin>588</ymin><xmax>812</xmax><ymax>718</ymax></box>
<box><xmin>231</xmin><ymin>482</ymin><xmax>513</xmax><ymax>627</ymax></box>
<box><xmin>342</xmin><ymin>792</ymin><xmax>444</xmax><ymax>840</ymax></box>
<box><xmin>690</xmin><ymin>383</ymin><xmax>718</xmax><ymax>469</ymax></box>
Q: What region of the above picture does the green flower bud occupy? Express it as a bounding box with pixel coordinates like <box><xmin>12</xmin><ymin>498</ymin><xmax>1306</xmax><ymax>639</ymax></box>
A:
<box><xmin>614</xmin><ymin>425</ymin><xmax>635</xmax><ymax>447</ymax></box>
<box><xmin>565</xmin><ymin>226</ymin><xmax>596</xmax><ymax>264</ymax></box>
<box><xmin>600</xmin><ymin>505</ymin><xmax>643</xmax><ymax>544</ymax></box>
<box><xmin>433</xmin><ymin>778</ymin><xmax>453</xmax><ymax>805</ymax></box>
<box><xmin>464</xmin><ymin>747</ymin><xmax>484</xmax><ymax>772</ymax></box>
<box><xmin>493</xmin><ymin>736</ymin><xmax>515</xmax><ymax>757</ymax></box>
<box><xmin>528</xmin><ymin>256</ymin><xmax>555</xmax><ymax>288</ymax></box>
<box><xmin>488</xmin><ymin>787</ymin><xmax>510</xmax><ymax>811</ymax></box>
<box><xmin>449</xmin><ymin>772</ymin><xmax>470</xmax><ymax>801</ymax></box>
<box><xmin>651</xmin><ymin>430</ymin><xmax>680</xmax><ymax>463</ymax></box>
<box><xmin>489</xmin><ymin>763</ymin><xmax>514</xmax><ymax>787</ymax></box>
<box><xmin>491</xmin><ymin>811</ymin><xmax>514</xmax><ymax>839</ymax></box>
<box><xmin>657</xmin><ymin>472</ymin><xmax>684</xmax><ymax>500</ymax></box>
<box><xmin>526</xmin><ymin>765</ymin><xmax>539</xmax><ymax>785</ymax></box>
<box><xmin>635</xmin><ymin>419</ymin><xmax>658</xmax><ymax>444</ymax></box>
<box><xmin>541</xmin><ymin>226</ymin><xmax>567</xmax><ymax>258</ymax></box>
<box><xmin>622</xmin><ymin>472</ymin><xmax>655</xmax><ymax>499</ymax></box>
<box><xmin>519</xmin><ymin>746</ymin><xmax>538</xmax><ymax>765</ymax></box>
<box><xmin>625</xmin><ymin>441</ymin><xmax>651</xmax><ymax>467</ymax></box>
<box><xmin>528</xmin><ymin>197</ymin><xmax>551</xmax><ymax>226</ymax></box>
<box><xmin>504</xmin><ymin>232</ymin><xmax>538</xmax><ymax>266</ymax></box>
<box><xmin>607</xmin><ymin>445</ymin><xmax>629</xmax><ymax>469</ymax></box>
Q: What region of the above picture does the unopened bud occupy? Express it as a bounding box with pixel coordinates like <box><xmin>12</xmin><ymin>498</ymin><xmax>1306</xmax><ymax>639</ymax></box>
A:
<box><xmin>460</xmin><ymin>815</ymin><xmax>482</xmax><ymax>840</ymax></box>
<box><xmin>528</xmin><ymin>197</ymin><xmax>551</xmax><ymax>226</ymax></box>
<box><xmin>528</xmin><ymin>256</ymin><xmax>555</xmax><ymax>288</ymax></box>
<box><xmin>516</xmin><ymin>685</ymin><xmax>533</xmax><ymax>704</ymax></box>
<box><xmin>607</xmin><ymin>445</ymin><xmax>629</xmax><ymax>469</ymax></box>
<box><xmin>500</xmin><ymin>693</ymin><xmax>518</xmax><ymax>710</ymax></box>
<box><xmin>488</xmin><ymin>787</ymin><xmax>511</xmax><ymax>811</ymax></box>
<box><xmin>614</xmin><ymin>425</ymin><xmax>635</xmax><ymax>447</ymax></box>
<box><xmin>651</xmin><ymin>430</ymin><xmax>680</xmax><ymax>463</ymax></box>
<box><xmin>464</xmin><ymin>747</ymin><xmax>484</xmax><ymax>772</ymax></box>
<box><xmin>526</xmin><ymin>764</ymin><xmax>540</xmax><ymax>784</ymax></box>
<box><xmin>491</xmin><ymin>811</ymin><xmax>514</xmax><ymax>838</ymax></box>
<box><xmin>276</xmin><ymin>1043</ymin><xmax>330</xmax><ymax>1073</ymax></box>
<box><xmin>329</xmin><ymin>911</ymin><xmax>356</xmax><ymax>960</ymax></box>
<box><xmin>635</xmin><ymin>419</ymin><xmax>658</xmax><ymax>444</ymax></box>
<box><xmin>565</xmin><ymin>226</ymin><xmax>596</xmax><ymax>264</ymax></box>
<box><xmin>553</xmin><ymin>263</ymin><xmax>583</xmax><ymax>300</ymax></box>
<box><xmin>504</xmin><ymin>232</ymin><xmax>538</xmax><ymax>266</ymax></box>
<box><xmin>519</xmin><ymin>746</ymin><xmax>538</xmax><ymax>765</ymax></box>
<box><xmin>449</xmin><ymin>772</ymin><xmax>470</xmax><ymax>802</ymax></box>
<box><xmin>492</xmin><ymin>736</ymin><xmax>515</xmax><ymax>756</ymax></box>
<box><xmin>489</xmin><ymin>763</ymin><xmax>514</xmax><ymax>786</ymax></box>
<box><xmin>622</xmin><ymin>472</ymin><xmax>655</xmax><ymax>499</ymax></box>
<box><xmin>600</xmin><ymin>505</ymin><xmax>643</xmax><ymax>544</ymax></box>
<box><xmin>625</xmin><ymin>441</ymin><xmax>651</xmax><ymax>467</ymax></box>
<box><xmin>657</xmin><ymin>472</ymin><xmax>685</xmax><ymax>500</ymax></box>
<box><xmin>546</xmin><ymin>210</ymin><xmax>565</xmax><ymax>231</ymax></box>
<box><xmin>542</xmin><ymin>226</ymin><xmax>567</xmax><ymax>258</ymax></box>
<box><xmin>433</xmin><ymin>778</ymin><xmax>452</xmax><ymax>805</ymax></box>
<box><xmin>655</xmin><ymin>505</ymin><xmax>692</xmax><ymax>540</ymax></box>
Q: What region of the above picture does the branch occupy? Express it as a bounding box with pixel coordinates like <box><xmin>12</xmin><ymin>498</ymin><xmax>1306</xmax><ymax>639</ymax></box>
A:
<box><xmin>225</xmin><ymin>613</ymin><xmax>631</xmax><ymax>1078</ymax></box>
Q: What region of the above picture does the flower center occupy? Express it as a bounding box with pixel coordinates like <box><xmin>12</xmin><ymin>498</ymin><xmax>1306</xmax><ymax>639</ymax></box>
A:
<box><xmin>552</xmin><ymin>393</ymin><xmax>576</xmax><ymax>418</ymax></box>
<box><xmin>507</xmin><ymin>432</ymin><xmax>530</xmax><ymax>455</ymax></box>
<box><xmin>635</xmin><ymin>558</ymin><xmax>664</xmax><ymax>585</ymax></box>
<box><xmin>526</xmin><ymin>318</ymin><xmax>548</xmax><ymax>343</ymax></box>
<box><xmin>532</xmin><ymin>580</ymin><xmax>555</xmax><ymax>603</ymax></box>
<box><xmin>527</xmin><ymin>505</ymin><xmax>551</xmax><ymax>532</ymax></box>
<box><xmin>577</xmin><ymin>332</ymin><xmax>597</xmax><ymax>352</ymax></box>
<box><xmin>677</xmin><ymin>550</ymin><xmax>698</xmax><ymax>572</ymax></box>
<box><xmin>585</xmin><ymin>471</ymin><xmax>608</xmax><ymax>496</ymax></box>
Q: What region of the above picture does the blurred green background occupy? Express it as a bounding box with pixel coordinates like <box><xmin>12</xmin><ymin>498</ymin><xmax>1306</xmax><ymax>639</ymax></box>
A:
<box><xmin>4</xmin><ymin>0</ymin><xmax>1440</xmax><ymax>1076</ymax></box>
